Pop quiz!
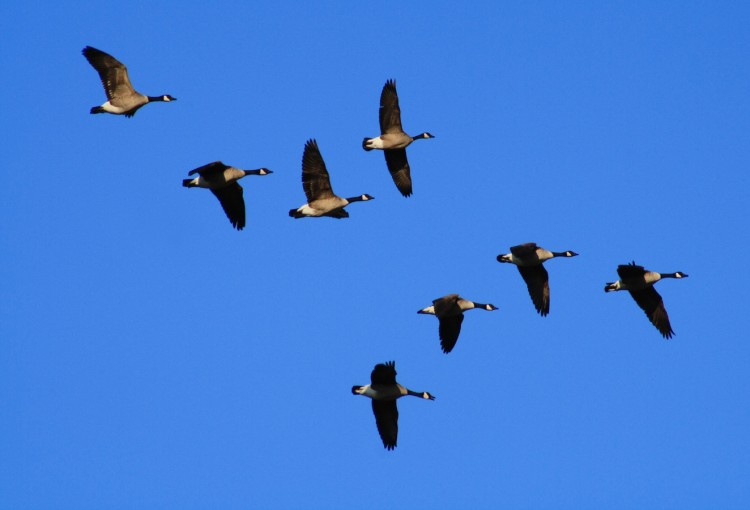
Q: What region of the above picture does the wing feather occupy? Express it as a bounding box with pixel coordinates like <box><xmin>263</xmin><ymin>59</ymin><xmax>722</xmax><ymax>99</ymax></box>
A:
<box><xmin>302</xmin><ymin>139</ymin><xmax>335</xmax><ymax>202</ymax></box>
<box><xmin>379</xmin><ymin>79</ymin><xmax>403</xmax><ymax>135</ymax></box>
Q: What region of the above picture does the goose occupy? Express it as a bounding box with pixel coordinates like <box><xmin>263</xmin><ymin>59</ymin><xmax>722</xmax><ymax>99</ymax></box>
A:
<box><xmin>352</xmin><ymin>361</ymin><xmax>435</xmax><ymax>450</ymax></box>
<box><xmin>82</xmin><ymin>46</ymin><xmax>176</xmax><ymax>117</ymax></box>
<box><xmin>496</xmin><ymin>243</ymin><xmax>578</xmax><ymax>316</ymax></box>
<box><xmin>289</xmin><ymin>139</ymin><xmax>374</xmax><ymax>218</ymax></box>
<box><xmin>362</xmin><ymin>79</ymin><xmax>434</xmax><ymax>197</ymax></box>
<box><xmin>418</xmin><ymin>294</ymin><xmax>498</xmax><ymax>353</ymax></box>
<box><xmin>183</xmin><ymin>162</ymin><xmax>272</xmax><ymax>231</ymax></box>
<box><xmin>605</xmin><ymin>261</ymin><xmax>688</xmax><ymax>339</ymax></box>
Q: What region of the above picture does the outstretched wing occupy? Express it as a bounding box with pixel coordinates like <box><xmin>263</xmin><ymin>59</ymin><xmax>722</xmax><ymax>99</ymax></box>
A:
<box><xmin>510</xmin><ymin>243</ymin><xmax>538</xmax><ymax>259</ymax></box>
<box><xmin>629</xmin><ymin>287</ymin><xmax>674</xmax><ymax>339</ymax></box>
<box><xmin>188</xmin><ymin>161</ymin><xmax>229</xmax><ymax>177</ymax></box>
<box><xmin>438</xmin><ymin>314</ymin><xmax>464</xmax><ymax>353</ymax></box>
<box><xmin>82</xmin><ymin>46</ymin><xmax>136</xmax><ymax>100</ymax></box>
<box><xmin>517</xmin><ymin>264</ymin><xmax>550</xmax><ymax>316</ymax></box>
<box><xmin>302</xmin><ymin>139</ymin><xmax>335</xmax><ymax>202</ymax></box>
<box><xmin>617</xmin><ymin>261</ymin><xmax>646</xmax><ymax>283</ymax></box>
<box><xmin>383</xmin><ymin>149</ymin><xmax>412</xmax><ymax>197</ymax></box>
<box><xmin>210</xmin><ymin>183</ymin><xmax>246</xmax><ymax>231</ymax></box>
<box><xmin>371</xmin><ymin>361</ymin><xmax>397</xmax><ymax>385</ymax></box>
<box><xmin>379</xmin><ymin>79</ymin><xmax>403</xmax><ymax>135</ymax></box>
<box><xmin>371</xmin><ymin>400</ymin><xmax>398</xmax><ymax>450</ymax></box>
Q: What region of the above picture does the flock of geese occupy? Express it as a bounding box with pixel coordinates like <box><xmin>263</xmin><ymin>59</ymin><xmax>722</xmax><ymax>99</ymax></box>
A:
<box><xmin>82</xmin><ymin>46</ymin><xmax>689</xmax><ymax>451</ymax></box>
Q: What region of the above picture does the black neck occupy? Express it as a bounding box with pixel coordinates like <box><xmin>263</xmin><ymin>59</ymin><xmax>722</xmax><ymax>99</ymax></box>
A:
<box><xmin>660</xmin><ymin>272</ymin><xmax>682</xmax><ymax>278</ymax></box>
<box><xmin>147</xmin><ymin>95</ymin><xmax>166</xmax><ymax>102</ymax></box>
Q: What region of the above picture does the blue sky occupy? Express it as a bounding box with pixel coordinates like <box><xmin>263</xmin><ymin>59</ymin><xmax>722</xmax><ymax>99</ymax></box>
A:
<box><xmin>1</xmin><ymin>1</ymin><xmax>749</xmax><ymax>508</ymax></box>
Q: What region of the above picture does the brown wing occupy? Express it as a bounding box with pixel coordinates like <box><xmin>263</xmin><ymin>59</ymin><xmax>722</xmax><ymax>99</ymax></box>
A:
<box><xmin>210</xmin><ymin>183</ymin><xmax>246</xmax><ymax>230</ymax></box>
<box><xmin>372</xmin><ymin>399</ymin><xmax>398</xmax><ymax>450</ymax></box>
<box><xmin>517</xmin><ymin>265</ymin><xmax>550</xmax><ymax>316</ymax></box>
<box><xmin>383</xmin><ymin>149</ymin><xmax>412</xmax><ymax>197</ymax></box>
<box><xmin>628</xmin><ymin>287</ymin><xmax>674</xmax><ymax>339</ymax></box>
<box><xmin>302</xmin><ymin>139</ymin><xmax>335</xmax><ymax>202</ymax></box>
<box><xmin>379</xmin><ymin>79</ymin><xmax>403</xmax><ymax>135</ymax></box>
<box><xmin>371</xmin><ymin>361</ymin><xmax>397</xmax><ymax>385</ymax></box>
<box><xmin>188</xmin><ymin>161</ymin><xmax>229</xmax><ymax>177</ymax></box>
<box><xmin>617</xmin><ymin>262</ymin><xmax>646</xmax><ymax>284</ymax></box>
<box><xmin>323</xmin><ymin>208</ymin><xmax>349</xmax><ymax>219</ymax></box>
<box><xmin>438</xmin><ymin>314</ymin><xmax>464</xmax><ymax>353</ymax></box>
<box><xmin>82</xmin><ymin>46</ymin><xmax>136</xmax><ymax>100</ymax></box>
<box><xmin>510</xmin><ymin>243</ymin><xmax>539</xmax><ymax>259</ymax></box>
<box><xmin>433</xmin><ymin>294</ymin><xmax>460</xmax><ymax>317</ymax></box>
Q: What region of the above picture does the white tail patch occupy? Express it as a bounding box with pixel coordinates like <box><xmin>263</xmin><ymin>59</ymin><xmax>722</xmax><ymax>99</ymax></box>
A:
<box><xmin>366</xmin><ymin>137</ymin><xmax>385</xmax><ymax>149</ymax></box>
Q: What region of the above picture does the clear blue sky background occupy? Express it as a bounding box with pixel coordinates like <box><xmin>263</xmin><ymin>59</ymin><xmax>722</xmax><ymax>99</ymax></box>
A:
<box><xmin>1</xmin><ymin>2</ymin><xmax>748</xmax><ymax>509</ymax></box>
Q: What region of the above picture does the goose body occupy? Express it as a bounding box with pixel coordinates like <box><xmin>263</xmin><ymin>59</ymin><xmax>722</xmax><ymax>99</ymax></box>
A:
<box><xmin>418</xmin><ymin>294</ymin><xmax>498</xmax><ymax>353</ymax></box>
<box><xmin>352</xmin><ymin>361</ymin><xmax>435</xmax><ymax>450</ymax></box>
<box><xmin>82</xmin><ymin>46</ymin><xmax>176</xmax><ymax>117</ymax></box>
<box><xmin>496</xmin><ymin>243</ymin><xmax>578</xmax><ymax>316</ymax></box>
<box><xmin>362</xmin><ymin>79</ymin><xmax>434</xmax><ymax>197</ymax></box>
<box><xmin>289</xmin><ymin>139</ymin><xmax>374</xmax><ymax>219</ymax></box>
<box><xmin>605</xmin><ymin>261</ymin><xmax>688</xmax><ymax>339</ymax></box>
<box><xmin>183</xmin><ymin>161</ymin><xmax>272</xmax><ymax>230</ymax></box>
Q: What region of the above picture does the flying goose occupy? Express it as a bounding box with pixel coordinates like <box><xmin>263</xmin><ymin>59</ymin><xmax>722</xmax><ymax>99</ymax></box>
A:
<box><xmin>289</xmin><ymin>139</ymin><xmax>374</xmax><ymax>218</ymax></box>
<box><xmin>82</xmin><ymin>46</ymin><xmax>176</xmax><ymax>117</ymax></box>
<box><xmin>352</xmin><ymin>361</ymin><xmax>435</xmax><ymax>450</ymax></box>
<box><xmin>418</xmin><ymin>294</ymin><xmax>498</xmax><ymax>353</ymax></box>
<box><xmin>496</xmin><ymin>243</ymin><xmax>578</xmax><ymax>316</ymax></box>
<box><xmin>183</xmin><ymin>161</ymin><xmax>272</xmax><ymax>230</ymax></box>
<box><xmin>362</xmin><ymin>79</ymin><xmax>434</xmax><ymax>197</ymax></box>
<box><xmin>605</xmin><ymin>261</ymin><xmax>688</xmax><ymax>339</ymax></box>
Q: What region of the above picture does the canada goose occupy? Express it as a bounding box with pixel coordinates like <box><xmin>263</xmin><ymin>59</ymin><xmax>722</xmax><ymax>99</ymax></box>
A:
<box><xmin>362</xmin><ymin>79</ymin><xmax>434</xmax><ymax>197</ymax></box>
<box><xmin>418</xmin><ymin>294</ymin><xmax>498</xmax><ymax>353</ymax></box>
<box><xmin>289</xmin><ymin>139</ymin><xmax>374</xmax><ymax>219</ymax></box>
<box><xmin>82</xmin><ymin>46</ymin><xmax>176</xmax><ymax>117</ymax></box>
<box><xmin>352</xmin><ymin>361</ymin><xmax>435</xmax><ymax>450</ymax></box>
<box><xmin>605</xmin><ymin>261</ymin><xmax>688</xmax><ymax>339</ymax></box>
<box><xmin>496</xmin><ymin>243</ymin><xmax>578</xmax><ymax>316</ymax></box>
<box><xmin>183</xmin><ymin>162</ymin><xmax>272</xmax><ymax>231</ymax></box>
